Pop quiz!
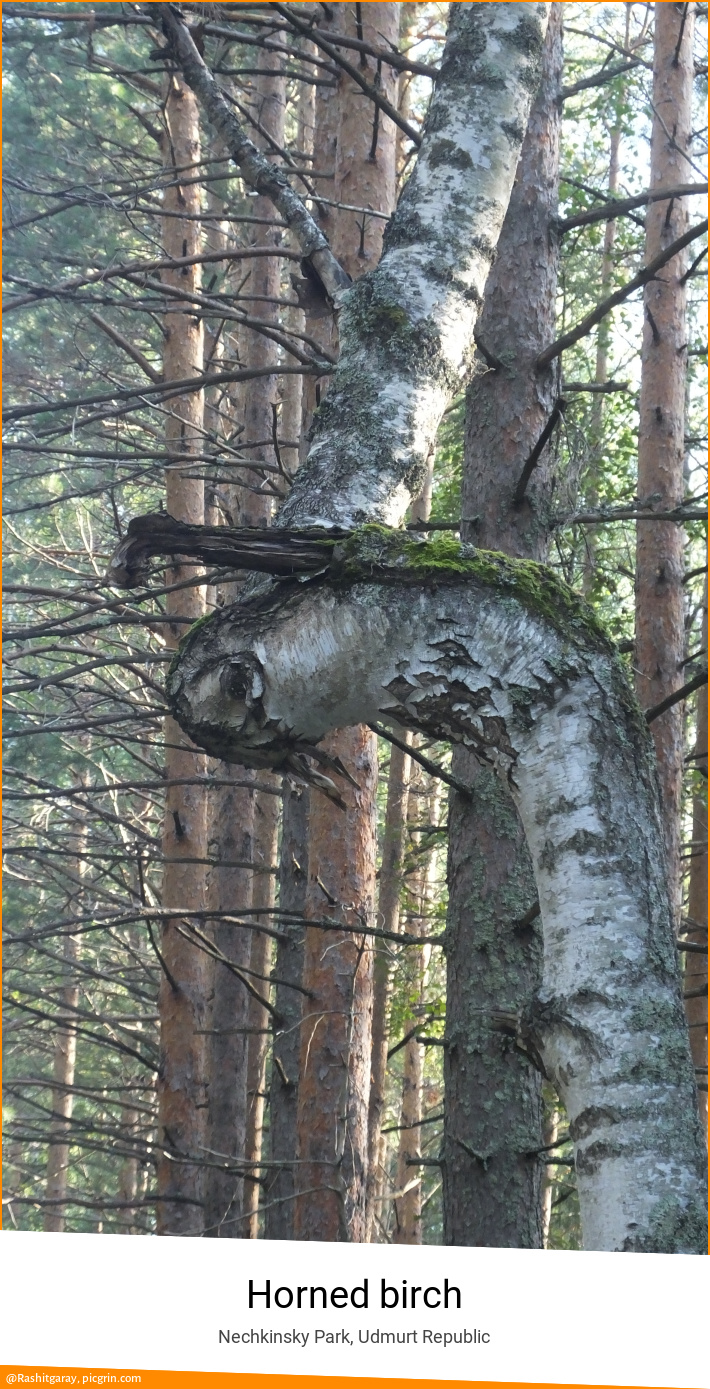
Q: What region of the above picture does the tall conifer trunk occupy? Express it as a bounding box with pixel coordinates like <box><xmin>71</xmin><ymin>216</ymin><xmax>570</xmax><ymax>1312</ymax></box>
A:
<box><xmin>635</xmin><ymin>0</ymin><xmax>695</xmax><ymax>927</ymax></box>
<box><xmin>202</xmin><ymin>147</ymin><xmax>257</xmax><ymax>1240</ymax></box>
<box><xmin>264</xmin><ymin>58</ymin><xmax>316</xmax><ymax>1242</ymax></box>
<box><xmin>444</xmin><ymin>6</ymin><xmax>562</xmax><ymax>1247</ymax></box>
<box><xmin>238</xmin><ymin>44</ymin><xmax>286</xmax><ymax>1240</ymax></box>
<box><xmin>156</xmin><ymin>73</ymin><xmax>208</xmax><ymax>1237</ymax></box>
<box><xmin>44</xmin><ymin>802</ymin><xmax>85</xmax><ymax>1231</ymax></box>
<box><xmin>294</xmin><ymin>3</ymin><xmax>399</xmax><ymax>1243</ymax></box>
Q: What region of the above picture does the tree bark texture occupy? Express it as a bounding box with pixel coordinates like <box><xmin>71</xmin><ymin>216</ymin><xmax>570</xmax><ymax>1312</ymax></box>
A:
<box><xmin>166</xmin><ymin>2</ymin><xmax>706</xmax><ymax>1250</ymax></box>
<box><xmin>294</xmin><ymin>726</ymin><xmax>378</xmax><ymax>1242</ymax></box>
<box><xmin>293</xmin><ymin>2</ymin><xmax>398</xmax><ymax>1243</ymax></box>
<box><xmin>277</xmin><ymin>2</ymin><xmax>553</xmax><ymax>532</ymax></box>
<box><xmin>236</xmin><ymin>44</ymin><xmax>286</xmax><ymax>1241</ymax></box>
<box><xmin>157</xmin><ymin>74</ymin><xmax>208</xmax><ymax>1237</ymax></box>
<box><xmin>444</xmin><ymin>4</ymin><xmax>562</xmax><ymax>1249</ymax></box>
<box><xmin>264</xmin><ymin>781</ymin><xmax>309</xmax><ymax>1240</ymax></box>
<box><xmin>393</xmin><ymin>776</ymin><xmax>439</xmax><ymax>1245</ymax></box>
<box><xmin>635</xmin><ymin>0</ymin><xmax>694</xmax><ymax>927</ymax></box>
<box><xmin>169</xmin><ymin>540</ymin><xmax>707</xmax><ymax>1251</ymax></box>
<box><xmin>244</xmin><ymin>784</ymin><xmax>279</xmax><ymax>1237</ymax></box>
<box><xmin>366</xmin><ymin>736</ymin><xmax>412</xmax><ymax>1241</ymax></box>
<box><xmin>202</xmin><ymin>141</ymin><xmax>256</xmax><ymax>1243</ymax></box>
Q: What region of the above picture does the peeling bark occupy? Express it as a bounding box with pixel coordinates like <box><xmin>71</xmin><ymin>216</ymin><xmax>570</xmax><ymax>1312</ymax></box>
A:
<box><xmin>277</xmin><ymin>2</ymin><xmax>553</xmax><ymax>531</ymax></box>
<box><xmin>168</xmin><ymin>535</ymin><xmax>707</xmax><ymax>1251</ymax></box>
<box><xmin>160</xmin><ymin>0</ymin><xmax>706</xmax><ymax>1250</ymax></box>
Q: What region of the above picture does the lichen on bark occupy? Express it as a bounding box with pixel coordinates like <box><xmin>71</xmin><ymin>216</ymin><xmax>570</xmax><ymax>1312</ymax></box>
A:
<box><xmin>166</xmin><ymin>531</ymin><xmax>707</xmax><ymax>1251</ymax></box>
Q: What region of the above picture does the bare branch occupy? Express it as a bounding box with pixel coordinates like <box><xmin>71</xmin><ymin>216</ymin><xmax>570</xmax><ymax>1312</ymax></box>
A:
<box><xmin>152</xmin><ymin>4</ymin><xmax>351</xmax><ymax>305</ymax></box>
<box><xmin>537</xmin><ymin>219</ymin><xmax>708</xmax><ymax>368</ymax></box>
<box><xmin>558</xmin><ymin>182</ymin><xmax>707</xmax><ymax>233</ymax></box>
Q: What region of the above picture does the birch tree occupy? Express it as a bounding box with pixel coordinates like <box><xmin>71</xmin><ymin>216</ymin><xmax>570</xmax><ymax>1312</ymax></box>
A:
<box><xmin>155</xmin><ymin>1</ymin><xmax>707</xmax><ymax>1253</ymax></box>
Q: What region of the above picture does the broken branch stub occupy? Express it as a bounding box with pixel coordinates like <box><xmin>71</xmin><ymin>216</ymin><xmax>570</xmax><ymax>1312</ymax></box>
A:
<box><xmin>106</xmin><ymin>513</ymin><xmax>338</xmax><ymax>588</ymax></box>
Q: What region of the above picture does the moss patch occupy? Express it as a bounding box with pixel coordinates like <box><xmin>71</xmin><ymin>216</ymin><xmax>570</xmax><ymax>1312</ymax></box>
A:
<box><xmin>333</xmin><ymin>526</ymin><xmax>615</xmax><ymax>655</ymax></box>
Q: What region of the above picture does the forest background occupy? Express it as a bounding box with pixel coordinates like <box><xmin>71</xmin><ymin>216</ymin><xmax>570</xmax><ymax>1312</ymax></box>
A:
<box><xmin>2</xmin><ymin>0</ymin><xmax>707</xmax><ymax>1250</ymax></box>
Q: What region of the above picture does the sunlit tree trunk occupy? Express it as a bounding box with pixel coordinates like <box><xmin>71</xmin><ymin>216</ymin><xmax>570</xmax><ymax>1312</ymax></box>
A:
<box><xmin>393</xmin><ymin>777</ymin><xmax>440</xmax><ymax>1245</ymax></box>
<box><xmin>366</xmin><ymin>735</ymin><xmax>412</xmax><ymax>1241</ymax></box>
<box><xmin>444</xmin><ymin>5</ymin><xmax>562</xmax><ymax>1248</ymax></box>
<box><xmin>156</xmin><ymin>72</ymin><xmax>208</xmax><ymax>1237</ymax></box>
<box><xmin>44</xmin><ymin>803</ymin><xmax>85</xmax><ymax>1232</ymax></box>
<box><xmin>635</xmin><ymin>0</ymin><xmax>695</xmax><ymax>928</ymax></box>
<box><xmin>244</xmin><ymin>787</ymin><xmax>279</xmax><ymax>1237</ymax></box>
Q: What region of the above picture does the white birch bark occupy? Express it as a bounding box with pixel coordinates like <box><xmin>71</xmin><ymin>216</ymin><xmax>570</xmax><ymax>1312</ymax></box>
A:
<box><xmin>169</xmin><ymin>549</ymin><xmax>706</xmax><ymax>1251</ymax></box>
<box><xmin>162</xmin><ymin>1</ymin><xmax>706</xmax><ymax>1250</ymax></box>
<box><xmin>278</xmin><ymin>2</ymin><xmax>553</xmax><ymax>530</ymax></box>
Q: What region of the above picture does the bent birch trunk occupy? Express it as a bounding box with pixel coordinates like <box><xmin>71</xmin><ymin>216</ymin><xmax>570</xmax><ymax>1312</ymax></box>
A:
<box><xmin>168</xmin><ymin>535</ymin><xmax>706</xmax><ymax>1251</ymax></box>
<box><xmin>152</xmin><ymin>2</ymin><xmax>706</xmax><ymax>1249</ymax></box>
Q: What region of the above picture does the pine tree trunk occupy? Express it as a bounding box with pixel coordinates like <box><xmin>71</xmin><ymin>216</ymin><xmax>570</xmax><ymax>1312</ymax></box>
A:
<box><xmin>202</xmin><ymin>143</ymin><xmax>257</xmax><ymax>1241</ymax></box>
<box><xmin>156</xmin><ymin>73</ymin><xmax>208</xmax><ymax>1237</ymax></box>
<box><xmin>237</xmin><ymin>44</ymin><xmax>286</xmax><ymax>1239</ymax></box>
<box><xmin>264</xmin><ymin>782</ymin><xmax>309</xmax><ymax>1239</ymax></box>
<box><xmin>294</xmin><ymin>2</ymin><xmax>399</xmax><ymax>1242</ymax></box>
<box><xmin>366</xmin><ymin>736</ymin><xmax>412</xmax><ymax>1240</ymax></box>
<box><xmin>202</xmin><ymin>46</ymin><xmax>285</xmax><ymax>1238</ymax></box>
<box><xmin>444</xmin><ymin>5</ymin><xmax>562</xmax><ymax>1248</ymax></box>
<box><xmin>263</xmin><ymin>60</ymin><xmax>316</xmax><ymax>1243</ymax></box>
<box><xmin>635</xmin><ymin>0</ymin><xmax>695</xmax><ymax>927</ymax></box>
<box><xmin>393</xmin><ymin>777</ymin><xmax>439</xmax><ymax>1245</ymax></box>
<box><xmin>44</xmin><ymin>921</ymin><xmax>80</xmax><ymax>1231</ymax></box>
<box><xmin>294</xmin><ymin>727</ymin><xmax>378</xmax><ymax>1241</ymax></box>
<box><xmin>243</xmin><ymin>786</ymin><xmax>279</xmax><ymax>1237</ymax></box>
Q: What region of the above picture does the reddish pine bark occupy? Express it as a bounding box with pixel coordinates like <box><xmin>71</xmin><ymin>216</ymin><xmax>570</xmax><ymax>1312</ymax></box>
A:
<box><xmin>293</xmin><ymin>4</ymin><xmax>398</xmax><ymax>1242</ymax></box>
<box><xmin>635</xmin><ymin>1</ymin><xmax>695</xmax><ymax>926</ymax></box>
<box><xmin>445</xmin><ymin>7</ymin><xmax>562</xmax><ymax>1248</ymax></box>
<box><xmin>156</xmin><ymin>74</ymin><xmax>208</xmax><ymax>1237</ymax></box>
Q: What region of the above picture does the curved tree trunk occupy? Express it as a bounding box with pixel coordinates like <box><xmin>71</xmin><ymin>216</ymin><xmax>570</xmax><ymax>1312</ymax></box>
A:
<box><xmin>170</xmin><ymin>546</ymin><xmax>707</xmax><ymax>1252</ymax></box>
<box><xmin>444</xmin><ymin>4</ymin><xmax>562</xmax><ymax>1248</ymax></box>
<box><xmin>160</xmin><ymin>1</ymin><xmax>706</xmax><ymax>1251</ymax></box>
